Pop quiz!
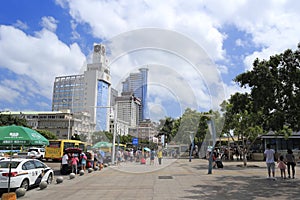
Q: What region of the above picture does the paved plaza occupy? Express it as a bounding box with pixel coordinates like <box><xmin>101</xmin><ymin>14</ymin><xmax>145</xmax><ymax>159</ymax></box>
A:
<box><xmin>12</xmin><ymin>158</ymin><xmax>300</xmax><ymax>200</ymax></box>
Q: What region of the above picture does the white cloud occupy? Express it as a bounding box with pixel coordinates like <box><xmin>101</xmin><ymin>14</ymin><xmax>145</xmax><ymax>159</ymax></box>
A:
<box><xmin>0</xmin><ymin>25</ymin><xmax>86</xmax><ymax>104</ymax></box>
<box><xmin>201</xmin><ymin>0</ymin><xmax>300</xmax><ymax>70</ymax></box>
<box><xmin>13</xmin><ymin>20</ymin><xmax>28</xmax><ymax>30</ymax></box>
<box><xmin>224</xmin><ymin>81</ymin><xmax>250</xmax><ymax>101</ymax></box>
<box><xmin>0</xmin><ymin>85</ymin><xmax>19</xmax><ymax>103</ymax></box>
<box><xmin>40</xmin><ymin>16</ymin><xmax>59</xmax><ymax>32</ymax></box>
<box><xmin>70</xmin><ymin>20</ymin><xmax>80</xmax><ymax>40</ymax></box>
<box><xmin>60</xmin><ymin>0</ymin><xmax>226</xmax><ymax>61</ymax></box>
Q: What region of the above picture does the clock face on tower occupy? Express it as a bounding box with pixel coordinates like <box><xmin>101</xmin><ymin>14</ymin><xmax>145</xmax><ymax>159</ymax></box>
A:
<box><xmin>94</xmin><ymin>45</ymin><xmax>101</xmax><ymax>52</ymax></box>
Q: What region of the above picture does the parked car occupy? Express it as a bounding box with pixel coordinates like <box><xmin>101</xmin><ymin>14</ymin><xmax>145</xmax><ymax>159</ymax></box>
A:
<box><xmin>27</xmin><ymin>147</ymin><xmax>45</xmax><ymax>160</ymax></box>
<box><xmin>0</xmin><ymin>158</ymin><xmax>54</xmax><ymax>191</ymax></box>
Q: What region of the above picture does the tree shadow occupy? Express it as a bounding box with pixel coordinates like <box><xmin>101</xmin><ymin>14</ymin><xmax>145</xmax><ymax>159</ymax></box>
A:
<box><xmin>182</xmin><ymin>175</ymin><xmax>300</xmax><ymax>199</ymax></box>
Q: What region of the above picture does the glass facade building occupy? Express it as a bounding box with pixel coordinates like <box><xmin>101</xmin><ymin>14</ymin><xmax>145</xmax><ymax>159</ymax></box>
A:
<box><xmin>122</xmin><ymin>68</ymin><xmax>148</xmax><ymax>121</ymax></box>
<box><xmin>96</xmin><ymin>81</ymin><xmax>109</xmax><ymax>130</ymax></box>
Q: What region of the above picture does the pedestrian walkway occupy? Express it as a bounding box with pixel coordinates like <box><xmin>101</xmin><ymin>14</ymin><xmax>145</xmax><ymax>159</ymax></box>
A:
<box><xmin>21</xmin><ymin>158</ymin><xmax>300</xmax><ymax>200</ymax></box>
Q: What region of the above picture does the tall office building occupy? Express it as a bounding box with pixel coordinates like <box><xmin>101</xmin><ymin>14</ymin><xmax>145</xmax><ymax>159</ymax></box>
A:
<box><xmin>52</xmin><ymin>43</ymin><xmax>111</xmax><ymax>132</ymax></box>
<box><xmin>115</xmin><ymin>92</ymin><xmax>141</xmax><ymax>127</ymax></box>
<box><xmin>122</xmin><ymin>68</ymin><xmax>149</xmax><ymax>121</ymax></box>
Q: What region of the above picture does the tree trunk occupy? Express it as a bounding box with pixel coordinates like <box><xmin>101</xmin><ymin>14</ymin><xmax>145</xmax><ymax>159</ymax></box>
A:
<box><xmin>242</xmin><ymin>149</ymin><xmax>248</xmax><ymax>167</ymax></box>
<box><xmin>243</xmin><ymin>155</ymin><xmax>247</xmax><ymax>167</ymax></box>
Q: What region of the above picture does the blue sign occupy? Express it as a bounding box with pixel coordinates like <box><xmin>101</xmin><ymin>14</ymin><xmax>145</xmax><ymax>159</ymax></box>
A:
<box><xmin>132</xmin><ymin>138</ymin><xmax>138</xmax><ymax>146</ymax></box>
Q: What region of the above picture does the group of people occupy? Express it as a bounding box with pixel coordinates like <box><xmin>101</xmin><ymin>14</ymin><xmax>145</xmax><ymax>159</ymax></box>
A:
<box><xmin>61</xmin><ymin>150</ymin><xmax>105</xmax><ymax>175</ymax></box>
<box><xmin>264</xmin><ymin>144</ymin><xmax>296</xmax><ymax>180</ymax></box>
<box><xmin>115</xmin><ymin>148</ymin><xmax>163</xmax><ymax>165</ymax></box>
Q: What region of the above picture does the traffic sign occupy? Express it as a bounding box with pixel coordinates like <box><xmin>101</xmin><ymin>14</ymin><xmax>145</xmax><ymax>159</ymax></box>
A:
<box><xmin>132</xmin><ymin>138</ymin><xmax>138</xmax><ymax>146</ymax></box>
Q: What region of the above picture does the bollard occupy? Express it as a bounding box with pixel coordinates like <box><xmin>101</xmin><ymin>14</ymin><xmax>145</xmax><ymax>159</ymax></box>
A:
<box><xmin>56</xmin><ymin>176</ymin><xmax>64</xmax><ymax>184</ymax></box>
<box><xmin>79</xmin><ymin>170</ymin><xmax>85</xmax><ymax>176</ymax></box>
<box><xmin>15</xmin><ymin>188</ymin><xmax>26</xmax><ymax>198</ymax></box>
<box><xmin>39</xmin><ymin>181</ymin><xmax>48</xmax><ymax>190</ymax></box>
<box><xmin>88</xmin><ymin>168</ymin><xmax>93</xmax><ymax>173</ymax></box>
<box><xmin>69</xmin><ymin>173</ymin><xmax>76</xmax><ymax>179</ymax></box>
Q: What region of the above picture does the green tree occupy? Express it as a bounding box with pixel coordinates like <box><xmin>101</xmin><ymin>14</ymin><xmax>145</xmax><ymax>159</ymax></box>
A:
<box><xmin>157</xmin><ymin>117</ymin><xmax>176</xmax><ymax>145</ymax></box>
<box><xmin>234</xmin><ymin>44</ymin><xmax>300</xmax><ymax>132</ymax></box>
<box><xmin>0</xmin><ymin>115</ymin><xmax>28</xmax><ymax>127</ymax></box>
<box><xmin>222</xmin><ymin>93</ymin><xmax>264</xmax><ymax>166</ymax></box>
<box><xmin>35</xmin><ymin>129</ymin><xmax>57</xmax><ymax>140</ymax></box>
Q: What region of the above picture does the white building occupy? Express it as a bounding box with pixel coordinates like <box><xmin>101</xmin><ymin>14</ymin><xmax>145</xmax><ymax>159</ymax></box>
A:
<box><xmin>52</xmin><ymin>44</ymin><xmax>111</xmax><ymax>131</ymax></box>
<box><xmin>0</xmin><ymin>111</ymin><xmax>95</xmax><ymax>142</ymax></box>
<box><xmin>115</xmin><ymin>92</ymin><xmax>141</xmax><ymax>127</ymax></box>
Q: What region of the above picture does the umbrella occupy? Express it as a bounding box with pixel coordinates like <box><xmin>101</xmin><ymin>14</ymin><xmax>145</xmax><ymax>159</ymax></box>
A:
<box><xmin>0</xmin><ymin>125</ymin><xmax>49</xmax><ymax>193</ymax></box>
<box><xmin>0</xmin><ymin>125</ymin><xmax>49</xmax><ymax>146</ymax></box>
<box><xmin>144</xmin><ymin>147</ymin><xmax>151</xmax><ymax>152</ymax></box>
<box><xmin>92</xmin><ymin>141</ymin><xmax>112</xmax><ymax>149</ymax></box>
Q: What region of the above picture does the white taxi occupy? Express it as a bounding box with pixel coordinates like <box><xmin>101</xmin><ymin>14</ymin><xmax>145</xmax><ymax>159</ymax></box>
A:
<box><xmin>0</xmin><ymin>158</ymin><xmax>54</xmax><ymax>190</ymax></box>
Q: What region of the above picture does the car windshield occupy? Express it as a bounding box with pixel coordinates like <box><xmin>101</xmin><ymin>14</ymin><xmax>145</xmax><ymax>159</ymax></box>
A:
<box><xmin>28</xmin><ymin>149</ymin><xmax>39</xmax><ymax>152</ymax></box>
<box><xmin>0</xmin><ymin>161</ymin><xmax>21</xmax><ymax>169</ymax></box>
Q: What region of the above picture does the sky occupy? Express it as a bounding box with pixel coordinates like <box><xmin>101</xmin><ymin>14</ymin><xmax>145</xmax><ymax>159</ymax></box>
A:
<box><xmin>0</xmin><ymin>0</ymin><xmax>300</xmax><ymax>122</ymax></box>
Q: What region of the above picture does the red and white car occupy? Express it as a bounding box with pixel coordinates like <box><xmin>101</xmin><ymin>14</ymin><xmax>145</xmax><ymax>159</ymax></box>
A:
<box><xmin>0</xmin><ymin>158</ymin><xmax>54</xmax><ymax>190</ymax></box>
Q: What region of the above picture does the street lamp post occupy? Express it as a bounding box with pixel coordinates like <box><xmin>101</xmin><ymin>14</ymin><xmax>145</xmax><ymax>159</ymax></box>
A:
<box><xmin>188</xmin><ymin>132</ymin><xmax>195</xmax><ymax>162</ymax></box>
<box><xmin>111</xmin><ymin>104</ymin><xmax>118</xmax><ymax>165</ymax></box>
<box><xmin>207</xmin><ymin>119</ymin><xmax>216</xmax><ymax>174</ymax></box>
<box><xmin>68</xmin><ymin>112</ymin><xmax>71</xmax><ymax>140</ymax></box>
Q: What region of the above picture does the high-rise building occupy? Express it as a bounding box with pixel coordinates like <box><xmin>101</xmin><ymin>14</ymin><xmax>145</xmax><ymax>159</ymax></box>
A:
<box><xmin>52</xmin><ymin>44</ymin><xmax>111</xmax><ymax>132</ymax></box>
<box><xmin>122</xmin><ymin>68</ymin><xmax>148</xmax><ymax>121</ymax></box>
<box><xmin>115</xmin><ymin>92</ymin><xmax>141</xmax><ymax>127</ymax></box>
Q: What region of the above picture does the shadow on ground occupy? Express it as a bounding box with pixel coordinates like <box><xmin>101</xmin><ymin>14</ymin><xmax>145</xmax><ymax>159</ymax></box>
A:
<box><xmin>182</xmin><ymin>175</ymin><xmax>300</xmax><ymax>200</ymax></box>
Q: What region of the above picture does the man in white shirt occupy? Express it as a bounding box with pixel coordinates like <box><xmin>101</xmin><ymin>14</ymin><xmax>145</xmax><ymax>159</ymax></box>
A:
<box><xmin>264</xmin><ymin>144</ymin><xmax>276</xmax><ymax>179</ymax></box>
<box><xmin>61</xmin><ymin>152</ymin><xmax>69</xmax><ymax>175</ymax></box>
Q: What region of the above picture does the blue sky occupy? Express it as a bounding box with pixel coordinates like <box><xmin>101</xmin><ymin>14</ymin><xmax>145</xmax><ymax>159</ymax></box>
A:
<box><xmin>1</xmin><ymin>0</ymin><xmax>300</xmax><ymax>121</ymax></box>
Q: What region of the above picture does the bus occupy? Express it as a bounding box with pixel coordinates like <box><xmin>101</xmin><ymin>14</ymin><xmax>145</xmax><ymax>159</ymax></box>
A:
<box><xmin>116</xmin><ymin>143</ymin><xmax>126</xmax><ymax>151</ymax></box>
<box><xmin>259</xmin><ymin>133</ymin><xmax>300</xmax><ymax>161</ymax></box>
<box><xmin>97</xmin><ymin>143</ymin><xmax>127</xmax><ymax>153</ymax></box>
<box><xmin>45</xmin><ymin>139</ymin><xmax>88</xmax><ymax>161</ymax></box>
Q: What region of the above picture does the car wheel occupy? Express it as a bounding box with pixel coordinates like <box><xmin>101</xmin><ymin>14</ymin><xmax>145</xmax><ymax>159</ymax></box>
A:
<box><xmin>47</xmin><ymin>173</ymin><xmax>53</xmax><ymax>184</ymax></box>
<box><xmin>20</xmin><ymin>179</ymin><xmax>29</xmax><ymax>190</ymax></box>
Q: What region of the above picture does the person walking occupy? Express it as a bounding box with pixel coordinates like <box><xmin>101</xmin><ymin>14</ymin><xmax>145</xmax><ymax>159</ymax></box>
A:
<box><xmin>286</xmin><ymin>149</ymin><xmax>296</xmax><ymax>179</ymax></box>
<box><xmin>157</xmin><ymin>149</ymin><xmax>163</xmax><ymax>165</ymax></box>
<box><xmin>150</xmin><ymin>149</ymin><xmax>155</xmax><ymax>165</ymax></box>
<box><xmin>277</xmin><ymin>155</ymin><xmax>287</xmax><ymax>179</ymax></box>
<box><xmin>264</xmin><ymin>144</ymin><xmax>276</xmax><ymax>180</ymax></box>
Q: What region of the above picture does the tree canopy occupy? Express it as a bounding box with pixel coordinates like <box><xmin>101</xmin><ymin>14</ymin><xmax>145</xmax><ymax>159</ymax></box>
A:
<box><xmin>234</xmin><ymin>44</ymin><xmax>300</xmax><ymax>132</ymax></box>
<box><xmin>221</xmin><ymin>44</ymin><xmax>300</xmax><ymax>166</ymax></box>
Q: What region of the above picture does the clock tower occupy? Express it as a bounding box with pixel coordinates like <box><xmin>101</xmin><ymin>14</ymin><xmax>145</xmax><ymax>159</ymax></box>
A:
<box><xmin>85</xmin><ymin>43</ymin><xmax>111</xmax><ymax>131</ymax></box>
<box><xmin>93</xmin><ymin>44</ymin><xmax>107</xmax><ymax>64</ymax></box>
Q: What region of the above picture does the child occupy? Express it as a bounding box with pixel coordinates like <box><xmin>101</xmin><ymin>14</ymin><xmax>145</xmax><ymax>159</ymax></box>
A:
<box><xmin>278</xmin><ymin>155</ymin><xmax>287</xmax><ymax>179</ymax></box>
